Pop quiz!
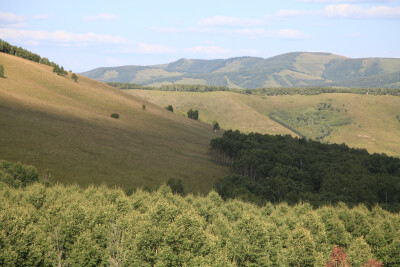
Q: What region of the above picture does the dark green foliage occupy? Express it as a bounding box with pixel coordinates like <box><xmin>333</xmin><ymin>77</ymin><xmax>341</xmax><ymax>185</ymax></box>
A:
<box><xmin>0</xmin><ymin>39</ymin><xmax>41</xmax><ymax>62</ymax></box>
<box><xmin>210</xmin><ymin>130</ymin><xmax>400</xmax><ymax>210</ymax></box>
<box><xmin>397</xmin><ymin>114</ymin><xmax>400</xmax><ymax>123</ymax></box>
<box><xmin>0</xmin><ymin>182</ymin><xmax>397</xmax><ymax>266</ymax></box>
<box><xmin>107</xmin><ymin>80</ymin><xmax>400</xmax><ymax>97</ymax></box>
<box><xmin>110</xmin><ymin>113</ymin><xmax>119</xmax><ymax>119</ymax></box>
<box><xmin>39</xmin><ymin>57</ymin><xmax>51</xmax><ymax>66</ymax></box>
<box><xmin>52</xmin><ymin>64</ymin><xmax>68</xmax><ymax>76</ymax></box>
<box><xmin>0</xmin><ymin>64</ymin><xmax>4</xmax><ymax>78</ymax></box>
<box><xmin>142</xmin><ymin>104</ymin><xmax>146</xmax><ymax>110</ymax></box>
<box><xmin>212</xmin><ymin>121</ymin><xmax>220</xmax><ymax>131</ymax></box>
<box><xmin>167</xmin><ymin>178</ymin><xmax>184</xmax><ymax>195</ymax></box>
<box><xmin>0</xmin><ymin>160</ymin><xmax>39</xmax><ymax>187</ymax></box>
<box><xmin>166</xmin><ymin>105</ymin><xmax>173</xmax><ymax>112</ymax></box>
<box><xmin>71</xmin><ymin>73</ymin><xmax>78</xmax><ymax>82</ymax></box>
<box><xmin>107</xmin><ymin>82</ymin><xmax>228</xmax><ymax>92</ymax></box>
<box><xmin>187</xmin><ymin>109</ymin><xmax>199</xmax><ymax>120</ymax></box>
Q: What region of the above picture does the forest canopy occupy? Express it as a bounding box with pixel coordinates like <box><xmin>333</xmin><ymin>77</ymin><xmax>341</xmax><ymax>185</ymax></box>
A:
<box><xmin>0</xmin><ymin>173</ymin><xmax>397</xmax><ymax>266</ymax></box>
<box><xmin>210</xmin><ymin>130</ymin><xmax>400</xmax><ymax>211</ymax></box>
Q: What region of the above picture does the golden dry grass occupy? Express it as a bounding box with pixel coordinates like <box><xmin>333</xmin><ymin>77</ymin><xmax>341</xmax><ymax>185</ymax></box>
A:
<box><xmin>129</xmin><ymin>90</ymin><xmax>400</xmax><ymax>157</ymax></box>
<box><xmin>0</xmin><ymin>53</ymin><xmax>228</xmax><ymax>193</ymax></box>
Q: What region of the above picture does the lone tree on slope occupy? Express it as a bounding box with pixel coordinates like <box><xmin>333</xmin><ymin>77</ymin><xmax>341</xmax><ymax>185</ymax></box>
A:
<box><xmin>0</xmin><ymin>64</ymin><xmax>5</xmax><ymax>78</ymax></box>
<box><xmin>71</xmin><ymin>73</ymin><xmax>78</xmax><ymax>82</ymax></box>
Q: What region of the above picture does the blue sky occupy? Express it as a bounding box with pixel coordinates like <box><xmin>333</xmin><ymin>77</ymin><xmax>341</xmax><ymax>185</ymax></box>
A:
<box><xmin>1</xmin><ymin>0</ymin><xmax>399</xmax><ymax>72</ymax></box>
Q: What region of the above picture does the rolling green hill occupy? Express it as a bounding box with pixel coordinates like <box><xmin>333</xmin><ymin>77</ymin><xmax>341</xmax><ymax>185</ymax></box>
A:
<box><xmin>128</xmin><ymin>89</ymin><xmax>400</xmax><ymax>157</ymax></box>
<box><xmin>0</xmin><ymin>52</ymin><xmax>228</xmax><ymax>193</ymax></box>
<box><xmin>81</xmin><ymin>52</ymin><xmax>400</xmax><ymax>88</ymax></box>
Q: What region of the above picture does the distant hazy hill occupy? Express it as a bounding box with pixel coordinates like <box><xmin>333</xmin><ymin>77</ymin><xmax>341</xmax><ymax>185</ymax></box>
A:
<box><xmin>81</xmin><ymin>52</ymin><xmax>400</xmax><ymax>88</ymax></box>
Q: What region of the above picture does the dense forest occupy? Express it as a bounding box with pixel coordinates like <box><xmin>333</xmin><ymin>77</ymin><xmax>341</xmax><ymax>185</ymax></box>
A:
<box><xmin>1</xmin><ymin>160</ymin><xmax>398</xmax><ymax>266</ymax></box>
<box><xmin>210</xmin><ymin>130</ymin><xmax>400</xmax><ymax>211</ymax></box>
<box><xmin>107</xmin><ymin>82</ymin><xmax>400</xmax><ymax>96</ymax></box>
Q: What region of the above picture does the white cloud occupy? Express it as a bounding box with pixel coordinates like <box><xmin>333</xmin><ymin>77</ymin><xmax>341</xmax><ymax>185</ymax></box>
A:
<box><xmin>34</xmin><ymin>14</ymin><xmax>49</xmax><ymax>20</ymax></box>
<box><xmin>0</xmin><ymin>28</ymin><xmax>125</xmax><ymax>44</ymax></box>
<box><xmin>322</xmin><ymin>4</ymin><xmax>400</xmax><ymax>18</ymax></box>
<box><xmin>198</xmin><ymin>16</ymin><xmax>265</xmax><ymax>27</ymax></box>
<box><xmin>0</xmin><ymin>11</ymin><xmax>25</xmax><ymax>23</ymax></box>
<box><xmin>276</xmin><ymin>4</ymin><xmax>400</xmax><ymax>19</ymax></box>
<box><xmin>83</xmin><ymin>13</ymin><xmax>118</xmax><ymax>21</ymax></box>
<box><xmin>185</xmin><ymin>46</ymin><xmax>230</xmax><ymax>55</ymax></box>
<box><xmin>0</xmin><ymin>22</ymin><xmax>28</xmax><ymax>28</ymax></box>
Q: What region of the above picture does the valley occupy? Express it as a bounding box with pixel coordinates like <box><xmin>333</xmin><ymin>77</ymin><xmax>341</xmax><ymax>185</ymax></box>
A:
<box><xmin>128</xmin><ymin>89</ymin><xmax>400</xmax><ymax>157</ymax></box>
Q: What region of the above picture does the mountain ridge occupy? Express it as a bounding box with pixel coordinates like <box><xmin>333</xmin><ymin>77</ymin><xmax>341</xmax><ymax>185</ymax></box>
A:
<box><xmin>80</xmin><ymin>52</ymin><xmax>400</xmax><ymax>88</ymax></box>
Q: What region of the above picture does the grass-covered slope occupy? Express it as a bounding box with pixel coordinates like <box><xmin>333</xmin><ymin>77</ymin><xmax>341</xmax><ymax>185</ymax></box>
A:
<box><xmin>1</xmin><ymin>180</ymin><xmax>398</xmax><ymax>266</ymax></box>
<box><xmin>80</xmin><ymin>52</ymin><xmax>400</xmax><ymax>88</ymax></box>
<box><xmin>128</xmin><ymin>90</ymin><xmax>400</xmax><ymax>157</ymax></box>
<box><xmin>0</xmin><ymin>52</ymin><xmax>228</xmax><ymax>192</ymax></box>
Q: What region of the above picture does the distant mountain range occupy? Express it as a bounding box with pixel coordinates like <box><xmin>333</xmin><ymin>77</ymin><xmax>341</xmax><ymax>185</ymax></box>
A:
<box><xmin>81</xmin><ymin>52</ymin><xmax>400</xmax><ymax>88</ymax></box>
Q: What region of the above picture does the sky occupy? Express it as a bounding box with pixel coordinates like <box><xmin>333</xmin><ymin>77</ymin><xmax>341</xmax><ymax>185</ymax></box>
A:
<box><xmin>0</xmin><ymin>0</ymin><xmax>399</xmax><ymax>72</ymax></box>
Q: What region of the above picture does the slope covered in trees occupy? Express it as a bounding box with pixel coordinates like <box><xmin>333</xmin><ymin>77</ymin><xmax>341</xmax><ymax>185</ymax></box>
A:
<box><xmin>0</xmin><ymin>160</ymin><xmax>398</xmax><ymax>266</ymax></box>
<box><xmin>211</xmin><ymin>130</ymin><xmax>400</xmax><ymax>211</ymax></box>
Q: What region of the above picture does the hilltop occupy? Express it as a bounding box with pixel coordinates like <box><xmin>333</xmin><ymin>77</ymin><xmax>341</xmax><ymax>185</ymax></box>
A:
<box><xmin>81</xmin><ymin>52</ymin><xmax>400</xmax><ymax>88</ymax></box>
<box><xmin>0</xmin><ymin>52</ymin><xmax>228</xmax><ymax>192</ymax></box>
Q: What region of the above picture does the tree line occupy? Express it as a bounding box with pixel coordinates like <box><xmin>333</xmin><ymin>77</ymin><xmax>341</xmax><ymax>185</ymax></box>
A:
<box><xmin>210</xmin><ymin>130</ymin><xmax>400</xmax><ymax>211</ymax></box>
<box><xmin>106</xmin><ymin>81</ymin><xmax>400</xmax><ymax>97</ymax></box>
<box><xmin>0</xmin><ymin>39</ymin><xmax>78</xmax><ymax>80</ymax></box>
<box><xmin>0</xmin><ymin>160</ymin><xmax>397</xmax><ymax>266</ymax></box>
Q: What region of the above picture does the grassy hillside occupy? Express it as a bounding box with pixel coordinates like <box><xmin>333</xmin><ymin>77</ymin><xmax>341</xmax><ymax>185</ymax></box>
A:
<box><xmin>81</xmin><ymin>52</ymin><xmax>400</xmax><ymax>88</ymax></box>
<box><xmin>0</xmin><ymin>52</ymin><xmax>228</xmax><ymax>193</ymax></box>
<box><xmin>128</xmin><ymin>90</ymin><xmax>400</xmax><ymax>157</ymax></box>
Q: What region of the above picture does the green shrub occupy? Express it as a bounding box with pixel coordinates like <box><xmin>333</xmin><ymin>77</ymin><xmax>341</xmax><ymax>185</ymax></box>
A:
<box><xmin>187</xmin><ymin>109</ymin><xmax>199</xmax><ymax>120</ymax></box>
<box><xmin>110</xmin><ymin>113</ymin><xmax>119</xmax><ymax>119</ymax></box>
<box><xmin>0</xmin><ymin>160</ymin><xmax>39</xmax><ymax>187</ymax></box>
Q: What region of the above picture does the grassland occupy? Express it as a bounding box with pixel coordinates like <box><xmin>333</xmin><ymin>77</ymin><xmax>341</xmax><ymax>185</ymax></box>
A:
<box><xmin>128</xmin><ymin>89</ymin><xmax>400</xmax><ymax>157</ymax></box>
<box><xmin>0</xmin><ymin>53</ymin><xmax>228</xmax><ymax>193</ymax></box>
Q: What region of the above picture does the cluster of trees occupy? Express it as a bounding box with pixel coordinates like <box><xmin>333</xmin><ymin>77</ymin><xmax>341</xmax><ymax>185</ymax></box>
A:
<box><xmin>247</xmin><ymin>87</ymin><xmax>400</xmax><ymax>97</ymax></box>
<box><xmin>210</xmin><ymin>130</ymin><xmax>400</xmax><ymax>211</ymax></box>
<box><xmin>106</xmin><ymin>82</ymin><xmax>154</xmax><ymax>90</ymax></box>
<box><xmin>157</xmin><ymin>84</ymin><xmax>228</xmax><ymax>92</ymax></box>
<box><xmin>269</xmin><ymin>103</ymin><xmax>352</xmax><ymax>140</ymax></box>
<box><xmin>187</xmin><ymin>109</ymin><xmax>199</xmax><ymax>120</ymax></box>
<box><xmin>52</xmin><ymin>64</ymin><xmax>68</xmax><ymax>76</ymax></box>
<box><xmin>0</xmin><ymin>39</ymin><xmax>41</xmax><ymax>62</ymax></box>
<box><xmin>106</xmin><ymin>82</ymin><xmax>229</xmax><ymax>92</ymax></box>
<box><xmin>0</xmin><ymin>160</ymin><xmax>398</xmax><ymax>266</ymax></box>
<box><xmin>0</xmin><ymin>39</ymin><xmax>71</xmax><ymax>78</ymax></box>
